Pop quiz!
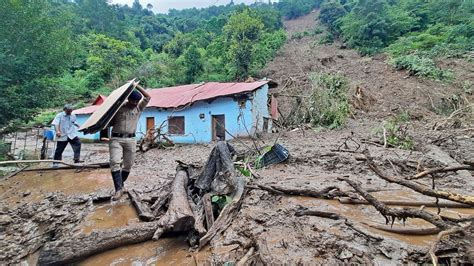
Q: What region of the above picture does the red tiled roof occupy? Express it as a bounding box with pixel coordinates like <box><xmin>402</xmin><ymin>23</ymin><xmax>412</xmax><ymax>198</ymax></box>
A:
<box><xmin>74</xmin><ymin>81</ymin><xmax>268</xmax><ymax>114</ymax></box>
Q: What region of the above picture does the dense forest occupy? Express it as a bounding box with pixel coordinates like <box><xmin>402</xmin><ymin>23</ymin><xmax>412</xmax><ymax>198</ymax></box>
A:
<box><xmin>0</xmin><ymin>0</ymin><xmax>472</xmax><ymax>132</ymax></box>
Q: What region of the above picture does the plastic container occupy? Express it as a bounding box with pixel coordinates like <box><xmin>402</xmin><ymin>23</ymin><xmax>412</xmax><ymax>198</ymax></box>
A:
<box><xmin>44</xmin><ymin>130</ymin><xmax>55</xmax><ymax>140</ymax></box>
<box><xmin>259</xmin><ymin>144</ymin><xmax>290</xmax><ymax>167</ymax></box>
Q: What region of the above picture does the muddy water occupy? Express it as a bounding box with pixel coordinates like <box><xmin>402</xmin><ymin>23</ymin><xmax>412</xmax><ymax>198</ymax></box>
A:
<box><xmin>284</xmin><ymin>194</ymin><xmax>474</xmax><ymax>247</ymax></box>
<box><xmin>0</xmin><ymin>169</ymin><xmax>111</xmax><ymax>207</ymax></box>
<box><xmin>78</xmin><ymin>202</ymin><xmax>196</xmax><ymax>265</ymax></box>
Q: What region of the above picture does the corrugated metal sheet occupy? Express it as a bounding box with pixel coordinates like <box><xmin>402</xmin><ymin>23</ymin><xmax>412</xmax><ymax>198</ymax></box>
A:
<box><xmin>79</xmin><ymin>80</ymin><xmax>136</xmax><ymax>134</ymax></box>
<box><xmin>74</xmin><ymin>81</ymin><xmax>269</xmax><ymax>115</ymax></box>
<box><xmin>147</xmin><ymin>81</ymin><xmax>269</xmax><ymax>108</ymax></box>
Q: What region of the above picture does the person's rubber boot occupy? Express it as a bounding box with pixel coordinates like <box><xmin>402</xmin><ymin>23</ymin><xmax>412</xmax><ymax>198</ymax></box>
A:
<box><xmin>74</xmin><ymin>159</ymin><xmax>84</xmax><ymax>163</ymax></box>
<box><xmin>111</xmin><ymin>171</ymin><xmax>123</xmax><ymax>201</ymax></box>
<box><xmin>121</xmin><ymin>171</ymin><xmax>130</xmax><ymax>193</ymax></box>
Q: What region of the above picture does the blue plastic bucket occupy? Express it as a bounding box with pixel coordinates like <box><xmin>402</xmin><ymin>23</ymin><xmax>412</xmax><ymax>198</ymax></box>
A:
<box><xmin>44</xmin><ymin>130</ymin><xmax>55</xmax><ymax>140</ymax></box>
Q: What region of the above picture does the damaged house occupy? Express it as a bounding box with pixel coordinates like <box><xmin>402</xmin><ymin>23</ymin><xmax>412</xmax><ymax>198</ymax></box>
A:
<box><xmin>74</xmin><ymin>80</ymin><xmax>277</xmax><ymax>143</ymax></box>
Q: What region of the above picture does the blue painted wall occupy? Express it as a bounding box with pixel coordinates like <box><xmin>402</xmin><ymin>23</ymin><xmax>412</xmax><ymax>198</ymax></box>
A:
<box><xmin>77</xmin><ymin>84</ymin><xmax>269</xmax><ymax>143</ymax></box>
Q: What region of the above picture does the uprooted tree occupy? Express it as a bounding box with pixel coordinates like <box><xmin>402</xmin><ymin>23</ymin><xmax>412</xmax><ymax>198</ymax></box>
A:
<box><xmin>37</xmin><ymin>140</ymin><xmax>474</xmax><ymax>265</ymax></box>
<box><xmin>38</xmin><ymin>141</ymin><xmax>246</xmax><ymax>265</ymax></box>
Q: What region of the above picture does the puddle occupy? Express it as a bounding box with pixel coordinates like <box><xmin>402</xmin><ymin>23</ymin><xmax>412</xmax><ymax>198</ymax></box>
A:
<box><xmin>284</xmin><ymin>195</ymin><xmax>474</xmax><ymax>247</ymax></box>
<box><xmin>78</xmin><ymin>202</ymin><xmax>198</xmax><ymax>265</ymax></box>
<box><xmin>79</xmin><ymin>238</ymin><xmax>195</xmax><ymax>266</ymax></box>
<box><xmin>80</xmin><ymin>202</ymin><xmax>140</xmax><ymax>234</ymax></box>
<box><xmin>0</xmin><ymin>169</ymin><xmax>111</xmax><ymax>208</ymax></box>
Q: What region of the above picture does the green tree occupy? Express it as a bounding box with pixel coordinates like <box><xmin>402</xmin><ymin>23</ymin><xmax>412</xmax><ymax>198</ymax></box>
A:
<box><xmin>0</xmin><ymin>0</ymin><xmax>74</xmax><ymax>130</ymax></box>
<box><xmin>223</xmin><ymin>9</ymin><xmax>264</xmax><ymax>80</ymax></box>
<box><xmin>183</xmin><ymin>45</ymin><xmax>203</xmax><ymax>83</ymax></box>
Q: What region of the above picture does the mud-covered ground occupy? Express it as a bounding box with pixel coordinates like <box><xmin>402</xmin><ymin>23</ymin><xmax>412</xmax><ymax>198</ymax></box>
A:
<box><xmin>1</xmin><ymin>11</ymin><xmax>473</xmax><ymax>265</ymax></box>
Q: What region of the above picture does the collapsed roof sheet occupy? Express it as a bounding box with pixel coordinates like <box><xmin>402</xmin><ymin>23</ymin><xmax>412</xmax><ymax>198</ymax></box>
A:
<box><xmin>78</xmin><ymin>80</ymin><xmax>136</xmax><ymax>134</ymax></box>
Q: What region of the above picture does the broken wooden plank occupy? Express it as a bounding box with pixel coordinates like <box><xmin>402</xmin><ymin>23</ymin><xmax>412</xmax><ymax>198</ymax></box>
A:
<box><xmin>203</xmin><ymin>193</ymin><xmax>215</xmax><ymax>229</ymax></box>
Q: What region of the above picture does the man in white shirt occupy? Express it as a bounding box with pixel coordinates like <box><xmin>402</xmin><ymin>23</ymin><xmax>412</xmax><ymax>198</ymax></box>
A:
<box><xmin>52</xmin><ymin>104</ymin><xmax>82</xmax><ymax>165</ymax></box>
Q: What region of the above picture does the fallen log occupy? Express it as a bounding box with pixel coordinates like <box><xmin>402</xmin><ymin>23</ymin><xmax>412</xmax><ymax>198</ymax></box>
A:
<box><xmin>344</xmin><ymin>220</ymin><xmax>384</xmax><ymax>242</ymax></box>
<box><xmin>128</xmin><ymin>189</ymin><xmax>154</xmax><ymax>221</ymax></box>
<box><xmin>0</xmin><ymin>160</ymin><xmax>109</xmax><ymax>169</ymax></box>
<box><xmin>38</xmin><ymin>222</ymin><xmax>158</xmax><ymax>265</ymax></box>
<box><xmin>366</xmin><ymin>157</ymin><xmax>474</xmax><ymax>206</ymax></box>
<box><xmin>251</xmin><ymin>183</ymin><xmax>347</xmax><ymax>199</ymax></box>
<box><xmin>153</xmin><ymin>167</ymin><xmax>195</xmax><ymax>240</ymax></box>
<box><xmin>338</xmin><ymin>177</ymin><xmax>455</xmax><ymax>230</ymax></box>
<box><xmin>363</xmin><ymin>222</ymin><xmax>441</xmax><ymax>235</ymax></box>
<box><xmin>338</xmin><ymin>198</ymin><xmax>472</xmax><ymax>208</ymax></box>
<box><xmin>410</xmin><ymin>165</ymin><xmax>474</xmax><ymax>180</ymax></box>
<box><xmin>429</xmin><ymin>227</ymin><xmax>465</xmax><ymax>266</ymax></box>
<box><xmin>295</xmin><ymin>207</ymin><xmax>341</xmax><ymax>220</ymax></box>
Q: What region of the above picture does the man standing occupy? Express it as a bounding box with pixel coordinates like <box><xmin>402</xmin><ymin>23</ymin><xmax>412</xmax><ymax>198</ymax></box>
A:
<box><xmin>52</xmin><ymin>104</ymin><xmax>82</xmax><ymax>166</ymax></box>
<box><xmin>108</xmin><ymin>85</ymin><xmax>151</xmax><ymax>200</ymax></box>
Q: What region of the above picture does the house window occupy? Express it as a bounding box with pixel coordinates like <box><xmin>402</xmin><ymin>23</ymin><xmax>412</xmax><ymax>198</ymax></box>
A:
<box><xmin>168</xmin><ymin>116</ymin><xmax>185</xmax><ymax>135</ymax></box>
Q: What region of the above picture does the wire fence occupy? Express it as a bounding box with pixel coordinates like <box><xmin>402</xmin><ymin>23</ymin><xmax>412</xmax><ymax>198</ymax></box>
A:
<box><xmin>2</xmin><ymin>127</ymin><xmax>55</xmax><ymax>160</ymax></box>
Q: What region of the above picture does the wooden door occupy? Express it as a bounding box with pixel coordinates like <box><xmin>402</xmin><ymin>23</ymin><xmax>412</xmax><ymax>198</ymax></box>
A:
<box><xmin>212</xmin><ymin>115</ymin><xmax>225</xmax><ymax>141</ymax></box>
<box><xmin>146</xmin><ymin>117</ymin><xmax>155</xmax><ymax>137</ymax></box>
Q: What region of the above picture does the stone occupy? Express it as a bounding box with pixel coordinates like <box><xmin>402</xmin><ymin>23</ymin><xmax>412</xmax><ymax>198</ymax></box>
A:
<box><xmin>23</xmin><ymin>191</ymin><xmax>31</xmax><ymax>197</ymax></box>
<box><xmin>338</xmin><ymin>249</ymin><xmax>353</xmax><ymax>260</ymax></box>
<box><xmin>0</xmin><ymin>214</ymin><xmax>13</xmax><ymax>225</ymax></box>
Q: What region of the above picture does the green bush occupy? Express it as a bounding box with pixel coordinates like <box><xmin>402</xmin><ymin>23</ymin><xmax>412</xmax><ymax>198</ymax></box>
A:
<box><xmin>28</xmin><ymin>110</ymin><xmax>58</xmax><ymax>127</ymax></box>
<box><xmin>390</xmin><ymin>54</ymin><xmax>452</xmax><ymax>81</ymax></box>
<box><xmin>0</xmin><ymin>141</ymin><xmax>10</xmax><ymax>161</ymax></box>
<box><xmin>374</xmin><ymin>113</ymin><xmax>414</xmax><ymax>150</ymax></box>
<box><xmin>308</xmin><ymin>72</ymin><xmax>350</xmax><ymax>129</ymax></box>
<box><xmin>319</xmin><ymin>33</ymin><xmax>334</xmax><ymax>44</ymax></box>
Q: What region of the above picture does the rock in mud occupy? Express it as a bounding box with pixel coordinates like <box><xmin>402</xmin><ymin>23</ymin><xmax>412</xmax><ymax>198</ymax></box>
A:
<box><xmin>0</xmin><ymin>214</ymin><xmax>13</xmax><ymax>225</ymax></box>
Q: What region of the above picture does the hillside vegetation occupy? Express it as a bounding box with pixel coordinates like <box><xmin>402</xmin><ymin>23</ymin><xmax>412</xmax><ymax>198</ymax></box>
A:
<box><xmin>0</xmin><ymin>0</ymin><xmax>472</xmax><ymax>133</ymax></box>
<box><xmin>319</xmin><ymin>0</ymin><xmax>473</xmax><ymax>79</ymax></box>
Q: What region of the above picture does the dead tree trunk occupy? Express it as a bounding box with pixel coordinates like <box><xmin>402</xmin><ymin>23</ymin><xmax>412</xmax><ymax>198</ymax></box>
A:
<box><xmin>38</xmin><ymin>222</ymin><xmax>158</xmax><ymax>265</ymax></box>
<box><xmin>367</xmin><ymin>158</ymin><xmax>474</xmax><ymax>206</ymax></box>
<box><xmin>195</xmin><ymin>141</ymin><xmax>237</xmax><ymax>195</ymax></box>
<box><xmin>153</xmin><ymin>167</ymin><xmax>195</xmax><ymax>239</ymax></box>
<box><xmin>363</xmin><ymin>222</ymin><xmax>441</xmax><ymax>235</ymax></box>
<box><xmin>39</xmin><ymin>141</ymin><xmax>242</xmax><ymax>263</ymax></box>
<box><xmin>251</xmin><ymin>184</ymin><xmax>347</xmax><ymax>199</ymax></box>
<box><xmin>338</xmin><ymin>177</ymin><xmax>454</xmax><ymax>230</ymax></box>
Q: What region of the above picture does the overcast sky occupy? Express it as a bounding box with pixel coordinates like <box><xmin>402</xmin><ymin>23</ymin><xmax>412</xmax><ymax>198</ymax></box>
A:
<box><xmin>110</xmin><ymin>0</ymin><xmax>273</xmax><ymax>14</ymax></box>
